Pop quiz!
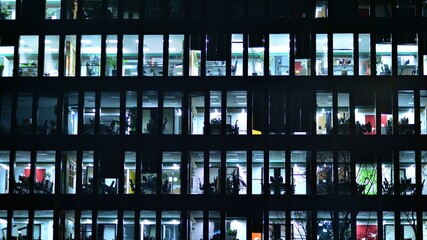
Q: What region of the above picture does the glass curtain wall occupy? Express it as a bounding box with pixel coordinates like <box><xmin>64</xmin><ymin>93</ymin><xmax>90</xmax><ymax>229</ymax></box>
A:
<box><xmin>43</xmin><ymin>35</ymin><xmax>59</xmax><ymax>76</ymax></box>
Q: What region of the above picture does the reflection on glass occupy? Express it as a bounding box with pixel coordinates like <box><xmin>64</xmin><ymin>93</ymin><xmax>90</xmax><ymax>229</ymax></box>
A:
<box><xmin>35</xmin><ymin>151</ymin><xmax>55</xmax><ymax>194</ymax></box>
<box><xmin>63</xmin><ymin>92</ymin><xmax>79</xmax><ymax>135</ymax></box>
<box><xmin>16</xmin><ymin>93</ymin><xmax>33</xmax><ymax>134</ymax></box>
<box><xmin>398</xmin><ymin>90</ymin><xmax>415</xmax><ymax>135</ymax></box>
<box><xmin>161</xmin><ymin>211</ymin><xmax>181</xmax><ymax>240</ymax></box>
<box><xmin>291</xmin><ymin>151</ymin><xmax>308</xmax><ymax>195</ymax></box>
<box><xmin>46</xmin><ymin>0</ymin><xmax>61</xmax><ymax>19</ymax></box>
<box><xmin>189</xmin><ymin>152</ymin><xmax>204</xmax><ymax>194</ymax></box>
<box><xmin>317</xmin><ymin>211</ymin><xmax>333</xmax><ymax>238</ymax></box>
<box><xmin>269</xmin><ymin>151</ymin><xmax>285</xmax><ymax>195</ymax></box>
<box><xmin>14</xmin><ymin>151</ymin><xmax>30</xmax><ymax>194</ymax></box>
<box><xmin>83</xmin><ymin>92</ymin><xmax>95</xmax><ymax>135</ymax></box>
<box><xmin>124</xmin><ymin>151</ymin><xmax>136</xmax><ymax>194</ymax></box>
<box><xmin>399</xmin><ymin>151</ymin><xmax>416</xmax><ymax>195</ymax></box>
<box><xmin>144</xmin><ymin>0</ymin><xmax>163</xmax><ymax>19</ymax></box>
<box><xmin>316</xmin><ymin>91</ymin><xmax>333</xmax><ymax>135</ymax></box>
<box><xmin>252</xmin><ymin>151</ymin><xmax>263</xmax><ymax>194</ymax></box>
<box><xmin>206</xmin><ymin>34</ymin><xmax>226</xmax><ymax>76</ymax></box>
<box><xmin>81</xmin><ymin>35</ymin><xmax>101</xmax><ymax>76</ymax></box>
<box><xmin>168</xmin><ymin>35</ymin><xmax>184</xmax><ymax>76</ymax></box>
<box><xmin>359</xmin><ymin>34</ymin><xmax>371</xmax><ymax>75</ymax></box>
<box><xmin>397</xmin><ymin>33</ymin><xmax>418</xmax><ymax>76</ymax></box>
<box><xmin>80</xmin><ymin>210</ymin><xmax>92</xmax><ymax>239</ymax></box>
<box><xmin>376</xmin><ymin>33</ymin><xmax>392</xmax><ymax>76</ymax></box>
<box><xmin>338</xmin><ymin>92</ymin><xmax>350</xmax><ymax>135</ymax></box>
<box><xmin>64</xmin><ymin>35</ymin><xmax>77</xmax><ymax>76</ymax></box>
<box><xmin>209</xmin><ymin>151</ymin><xmax>221</xmax><ymax>194</ymax></box>
<box><xmin>0</xmin><ymin>46</ymin><xmax>14</xmax><ymax>77</ymax></box>
<box><xmin>209</xmin><ymin>211</ymin><xmax>220</xmax><ymax>239</ymax></box>
<box><xmin>338</xmin><ymin>151</ymin><xmax>351</xmax><ymax>195</ymax></box>
<box><xmin>0</xmin><ymin>93</ymin><xmax>12</xmax><ymax>134</ymax></box>
<box><xmin>269</xmin><ymin>34</ymin><xmax>290</xmax><ymax>76</ymax></box>
<box><xmin>317</xmin><ymin>151</ymin><xmax>333</xmax><ymax>195</ymax></box>
<box><xmin>33</xmin><ymin>210</ymin><xmax>53</xmax><ymax>239</ymax></box>
<box><xmin>142</xmin><ymin>91</ymin><xmax>158</xmax><ymax>135</ymax></box>
<box><xmin>143</xmin><ymin>35</ymin><xmax>163</xmax><ymax>76</ymax></box>
<box><xmin>12</xmin><ymin>211</ymin><xmax>28</xmax><ymax>239</ymax></box>
<box><xmin>37</xmin><ymin>96</ymin><xmax>57</xmax><ymax>135</ymax></box>
<box><xmin>106</xmin><ymin>35</ymin><xmax>118</xmax><ymax>76</ymax></box>
<box><xmin>65</xmin><ymin>0</ymin><xmax>78</xmax><ymax>19</ymax></box>
<box><xmin>209</xmin><ymin>91</ymin><xmax>222</xmax><ymax>135</ymax></box>
<box><xmin>81</xmin><ymin>0</ymin><xmax>103</xmax><ymax>19</ymax></box>
<box><xmin>107</xmin><ymin>0</ymin><xmax>118</xmax><ymax>18</ymax></box>
<box><xmin>358</xmin><ymin>0</ymin><xmax>370</xmax><ymax>17</ymax></box>
<box><xmin>60</xmin><ymin>210</ymin><xmax>75</xmax><ymax>239</ymax></box>
<box><xmin>44</xmin><ymin>35</ymin><xmax>59</xmax><ymax>76</ymax></box>
<box><xmin>163</xmin><ymin>91</ymin><xmax>182</xmax><ymax>135</ymax></box>
<box><xmin>354</xmin><ymin>90</ymin><xmax>376</xmax><ymax>135</ymax></box>
<box><xmin>269</xmin><ymin>211</ymin><xmax>285</xmax><ymax>239</ymax></box>
<box><xmin>125</xmin><ymin>91</ymin><xmax>137</xmax><ymax>135</ymax></box>
<box><xmin>290</xmin><ymin>90</ymin><xmax>311</xmax><ymax>135</ymax></box>
<box><xmin>99</xmin><ymin>92</ymin><xmax>120</xmax><ymax>135</ymax></box>
<box><xmin>380</xmin><ymin>151</ymin><xmax>394</xmax><ymax>195</ymax></box>
<box><xmin>248</xmin><ymin>34</ymin><xmax>264</xmax><ymax>76</ymax></box>
<box><xmin>123</xmin><ymin>211</ymin><xmax>134</xmax><ymax>239</ymax></box>
<box><xmin>81</xmin><ymin>151</ymin><xmax>94</xmax><ymax>194</ymax></box>
<box><xmin>401</xmin><ymin>211</ymin><xmax>417</xmax><ymax>239</ymax></box>
<box><xmin>421</xmin><ymin>90</ymin><xmax>427</xmax><ymax>135</ymax></box>
<box><xmin>60</xmin><ymin>151</ymin><xmax>77</xmax><ymax>194</ymax></box>
<box><xmin>378</xmin><ymin>89</ymin><xmax>393</xmax><ymax>135</ymax></box>
<box><xmin>19</xmin><ymin>35</ymin><xmax>39</xmax><ymax>77</ymax></box>
<box><xmin>231</xmin><ymin>34</ymin><xmax>243</xmax><ymax>76</ymax></box>
<box><xmin>123</xmin><ymin>35</ymin><xmax>138</xmax><ymax>76</ymax></box>
<box><xmin>124</xmin><ymin>0</ymin><xmax>139</xmax><ymax>19</ymax></box>
<box><xmin>141</xmin><ymin>211</ymin><xmax>156</xmax><ymax>239</ymax></box>
<box><xmin>422</xmin><ymin>151</ymin><xmax>427</xmax><ymax>195</ymax></box>
<box><xmin>295</xmin><ymin>33</ymin><xmax>311</xmax><ymax>76</ymax></box>
<box><xmin>355</xmin><ymin>152</ymin><xmax>377</xmax><ymax>195</ymax></box>
<box><xmin>98</xmin><ymin>152</ymin><xmax>119</xmax><ymax>194</ymax></box>
<box><xmin>189</xmin><ymin>34</ymin><xmax>201</xmax><ymax>76</ymax></box>
<box><xmin>189</xmin><ymin>92</ymin><xmax>204</xmax><ymax>135</ymax></box>
<box><xmin>97</xmin><ymin>211</ymin><xmax>117</xmax><ymax>240</ymax></box>
<box><xmin>0</xmin><ymin>151</ymin><xmax>10</xmax><ymax>194</ymax></box>
<box><xmin>375</xmin><ymin>0</ymin><xmax>391</xmax><ymax>17</ymax></box>
<box><xmin>162</xmin><ymin>152</ymin><xmax>181</xmax><ymax>194</ymax></box>
<box><xmin>333</xmin><ymin>34</ymin><xmax>353</xmax><ymax>76</ymax></box>
<box><xmin>141</xmin><ymin>151</ymin><xmax>157</xmax><ymax>194</ymax></box>
<box><xmin>226</xmin><ymin>151</ymin><xmax>247</xmax><ymax>195</ymax></box>
<box><xmin>291</xmin><ymin>211</ymin><xmax>307</xmax><ymax>239</ymax></box>
<box><xmin>226</xmin><ymin>91</ymin><xmax>247</xmax><ymax>135</ymax></box>
<box><xmin>189</xmin><ymin>211</ymin><xmax>203</xmax><ymax>240</ymax></box>
<box><xmin>356</xmin><ymin>212</ymin><xmax>378</xmax><ymax>239</ymax></box>
<box><xmin>315</xmin><ymin>34</ymin><xmax>328</xmax><ymax>76</ymax></box>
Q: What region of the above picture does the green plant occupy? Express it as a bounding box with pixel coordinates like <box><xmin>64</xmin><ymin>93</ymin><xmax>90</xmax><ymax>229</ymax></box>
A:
<box><xmin>0</xmin><ymin>64</ymin><xmax>4</xmax><ymax>71</ymax></box>
<box><xmin>227</xmin><ymin>229</ymin><xmax>237</xmax><ymax>237</ymax></box>
<box><xmin>107</xmin><ymin>56</ymin><xmax>117</xmax><ymax>70</ymax></box>
<box><xmin>46</xmin><ymin>9</ymin><xmax>56</xmax><ymax>19</ymax></box>
<box><xmin>1</xmin><ymin>2</ymin><xmax>11</xmax><ymax>17</ymax></box>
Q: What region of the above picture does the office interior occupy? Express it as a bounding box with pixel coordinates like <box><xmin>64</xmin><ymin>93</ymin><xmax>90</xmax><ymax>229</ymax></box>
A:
<box><xmin>0</xmin><ymin>32</ymin><xmax>422</xmax><ymax>78</ymax></box>
<box><xmin>3</xmin><ymin>0</ymin><xmax>427</xmax><ymax>239</ymax></box>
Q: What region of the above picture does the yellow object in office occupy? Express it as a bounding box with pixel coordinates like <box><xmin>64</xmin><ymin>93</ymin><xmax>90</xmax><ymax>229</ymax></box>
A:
<box><xmin>252</xmin><ymin>129</ymin><xmax>262</xmax><ymax>135</ymax></box>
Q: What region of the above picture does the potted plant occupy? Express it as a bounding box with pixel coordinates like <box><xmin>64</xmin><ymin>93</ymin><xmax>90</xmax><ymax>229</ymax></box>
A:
<box><xmin>227</xmin><ymin>229</ymin><xmax>237</xmax><ymax>240</ymax></box>
<box><xmin>107</xmin><ymin>56</ymin><xmax>117</xmax><ymax>76</ymax></box>
<box><xmin>0</xmin><ymin>64</ymin><xmax>4</xmax><ymax>76</ymax></box>
<box><xmin>46</xmin><ymin>9</ymin><xmax>56</xmax><ymax>19</ymax></box>
<box><xmin>0</xmin><ymin>3</ymin><xmax>11</xmax><ymax>20</ymax></box>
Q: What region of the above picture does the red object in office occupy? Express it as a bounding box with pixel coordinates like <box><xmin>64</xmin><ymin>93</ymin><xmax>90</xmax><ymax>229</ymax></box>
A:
<box><xmin>24</xmin><ymin>168</ymin><xmax>46</xmax><ymax>183</ymax></box>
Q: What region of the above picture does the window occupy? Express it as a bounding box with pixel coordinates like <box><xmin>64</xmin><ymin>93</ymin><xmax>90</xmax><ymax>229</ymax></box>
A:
<box><xmin>19</xmin><ymin>35</ymin><xmax>39</xmax><ymax>77</ymax></box>
<box><xmin>206</xmin><ymin>34</ymin><xmax>227</xmax><ymax>76</ymax></box>
<box><xmin>81</xmin><ymin>35</ymin><xmax>101</xmax><ymax>77</ymax></box>
<box><xmin>291</xmin><ymin>151</ymin><xmax>309</xmax><ymax>195</ymax></box>
<box><xmin>35</xmin><ymin>150</ymin><xmax>55</xmax><ymax>194</ymax></box>
<box><xmin>269</xmin><ymin>151</ymin><xmax>285</xmax><ymax>195</ymax></box>
<box><xmin>99</xmin><ymin>92</ymin><xmax>120</xmax><ymax>135</ymax></box>
<box><xmin>226</xmin><ymin>91</ymin><xmax>247</xmax><ymax>135</ymax></box>
<box><xmin>294</xmin><ymin>33</ymin><xmax>311</xmax><ymax>76</ymax></box>
<box><xmin>123</xmin><ymin>35</ymin><xmax>138</xmax><ymax>76</ymax></box>
<box><xmin>0</xmin><ymin>151</ymin><xmax>10</xmax><ymax>194</ymax></box>
<box><xmin>0</xmin><ymin>44</ymin><xmax>14</xmax><ymax>77</ymax></box>
<box><xmin>45</xmin><ymin>0</ymin><xmax>61</xmax><ymax>19</ymax></box>
<box><xmin>226</xmin><ymin>151</ymin><xmax>247</xmax><ymax>195</ymax></box>
<box><xmin>376</xmin><ymin>33</ymin><xmax>392</xmax><ymax>76</ymax></box>
<box><xmin>163</xmin><ymin>91</ymin><xmax>182</xmax><ymax>135</ymax></box>
<box><xmin>188</xmin><ymin>151</ymin><xmax>204</xmax><ymax>194</ymax></box>
<box><xmin>398</xmin><ymin>90</ymin><xmax>415</xmax><ymax>135</ymax></box>
<box><xmin>397</xmin><ymin>33</ymin><xmax>418</xmax><ymax>76</ymax></box>
<box><xmin>269</xmin><ymin>34</ymin><xmax>290</xmax><ymax>76</ymax></box>
<box><xmin>14</xmin><ymin>151</ymin><xmax>30</xmax><ymax>194</ymax></box>
<box><xmin>162</xmin><ymin>152</ymin><xmax>181</xmax><ymax>194</ymax></box>
<box><xmin>37</xmin><ymin>95</ymin><xmax>57</xmax><ymax>135</ymax></box>
<box><xmin>168</xmin><ymin>35</ymin><xmax>184</xmax><ymax>76</ymax></box>
<box><xmin>64</xmin><ymin>35</ymin><xmax>77</xmax><ymax>76</ymax></box>
<box><xmin>315</xmin><ymin>34</ymin><xmax>328</xmax><ymax>76</ymax></box>
<box><xmin>189</xmin><ymin>91</ymin><xmax>204</xmax><ymax>135</ymax></box>
<box><xmin>106</xmin><ymin>35</ymin><xmax>118</xmax><ymax>76</ymax></box>
<box><xmin>359</xmin><ymin>33</ymin><xmax>371</xmax><ymax>75</ymax></box>
<box><xmin>316</xmin><ymin>91</ymin><xmax>333</xmax><ymax>135</ymax></box>
<box><xmin>60</xmin><ymin>151</ymin><xmax>76</xmax><ymax>194</ymax></box>
<box><xmin>248</xmin><ymin>34</ymin><xmax>265</xmax><ymax>76</ymax></box>
<box><xmin>333</xmin><ymin>34</ymin><xmax>354</xmax><ymax>76</ymax></box>
<box><xmin>143</xmin><ymin>35</ymin><xmax>163</xmax><ymax>76</ymax></box>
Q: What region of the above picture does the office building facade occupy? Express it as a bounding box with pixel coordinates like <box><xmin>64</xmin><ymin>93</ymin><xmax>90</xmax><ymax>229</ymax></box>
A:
<box><xmin>1</xmin><ymin>0</ymin><xmax>427</xmax><ymax>239</ymax></box>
